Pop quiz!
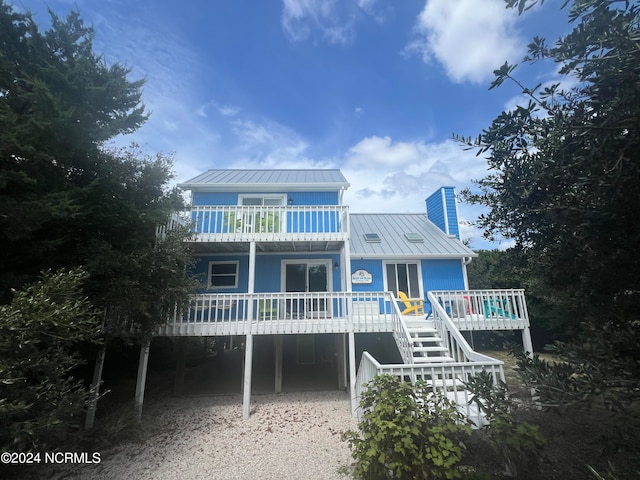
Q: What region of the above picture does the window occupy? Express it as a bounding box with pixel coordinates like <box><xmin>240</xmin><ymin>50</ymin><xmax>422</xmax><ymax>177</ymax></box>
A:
<box><xmin>239</xmin><ymin>195</ymin><xmax>285</xmax><ymax>206</ymax></box>
<box><xmin>385</xmin><ymin>262</ymin><xmax>421</xmax><ymax>298</ymax></box>
<box><xmin>208</xmin><ymin>261</ymin><xmax>239</xmax><ymax>289</ymax></box>
<box><xmin>404</xmin><ymin>233</ymin><xmax>424</xmax><ymax>243</ymax></box>
<box><xmin>363</xmin><ymin>233</ymin><xmax>381</xmax><ymax>242</ymax></box>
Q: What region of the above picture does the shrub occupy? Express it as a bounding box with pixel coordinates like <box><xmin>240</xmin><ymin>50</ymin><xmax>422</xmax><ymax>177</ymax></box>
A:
<box><xmin>0</xmin><ymin>270</ymin><xmax>100</xmax><ymax>451</ymax></box>
<box><xmin>465</xmin><ymin>371</ymin><xmax>545</xmax><ymax>479</ymax></box>
<box><xmin>343</xmin><ymin>374</ymin><xmax>471</xmax><ymax>480</ymax></box>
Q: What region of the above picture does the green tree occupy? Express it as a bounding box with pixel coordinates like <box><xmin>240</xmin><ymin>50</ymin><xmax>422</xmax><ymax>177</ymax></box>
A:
<box><xmin>0</xmin><ymin>3</ymin><xmax>194</xmax><ymax>333</ymax></box>
<box><xmin>0</xmin><ymin>269</ymin><xmax>100</xmax><ymax>450</ymax></box>
<box><xmin>0</xmin><ymin>2</ymin><xmax>148</xmax><ymax>298</ymax></box>
<box><xmin>460</xmin><ymin>0</ymin><xmax>640</xmax><ymax>327</ymax></box>
<box><xmin>0</xmin><ymin>2</ymin><xmax>196</xmax><ymax>430</ymax></box>
<box><xmin>459</xmin><ymin>0</ymin><xmax>640</xmax><ymax>411</ymax></box>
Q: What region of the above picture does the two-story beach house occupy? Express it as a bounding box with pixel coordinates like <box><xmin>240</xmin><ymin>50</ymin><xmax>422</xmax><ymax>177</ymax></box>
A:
<box><xmin>138</xmin><ymin>169</ymin><xmax>533</xmax><ymax>423</ymax></box>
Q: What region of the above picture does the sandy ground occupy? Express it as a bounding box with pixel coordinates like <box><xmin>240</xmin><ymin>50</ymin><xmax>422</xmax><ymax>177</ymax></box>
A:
<box><xmin>44</xmin><ymin>391</ymin><xmax>357</xmax><ymax>480</ymax></box>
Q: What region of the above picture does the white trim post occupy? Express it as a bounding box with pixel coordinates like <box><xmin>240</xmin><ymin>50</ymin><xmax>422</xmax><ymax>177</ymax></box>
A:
<box><xmin>522</xmin><ymin>327</ymin><xmax>534</xmax><ymax>358</ymax></box>
<box><xmin>247</xmin><ymin>241</ymin><xmax>256</xmax><ymax>321</ymax></box>
<box><xmin>242</xmin><ymin>334</ymin><xmax>254</xmax><ymax>419</ymax></box>
<box><xmin>348</xmin><ymin>331</ymin><xmax>357</xmax><ymax>417</ymax></box>
<box><xmin>134</xmin><ymin>338</ymin><xmax>151</xmax><ymax>421</ymax></box>
<box><xmin>336</xmin><ymin>333</ymin><xmax>346</xmax><ymax>390</ymax></box>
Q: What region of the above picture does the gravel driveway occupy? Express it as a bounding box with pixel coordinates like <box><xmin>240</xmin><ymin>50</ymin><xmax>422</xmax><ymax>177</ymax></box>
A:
<box><xmin>52</xmin><ymin>391</ymin><xmax>356</xmax><ymax>480</ymax></box>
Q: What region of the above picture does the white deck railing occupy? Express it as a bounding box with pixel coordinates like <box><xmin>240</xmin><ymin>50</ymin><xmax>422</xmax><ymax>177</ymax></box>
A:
<box><xmin>157</xmin><ymin>291</ymin><xmax>399</xmax><ymax>336</ymax></box>
<box><xmin>427</xmin><ymin>291</ymin><xmax>509</xmax><ymax>364</ymax></box>
<box><xmin>354</xmin><ymin>352</ymin><xmax>503</xmax><ymax>426</ymax></box>
<box><xmin>428</xmin><ymin>289</ymin><xmax>530</xmax><ymax>330</ymax></box>
<box><xmin>188</xmin><ymin>205</ymin><xmax>350</xmax><ymax>242</ymax></box>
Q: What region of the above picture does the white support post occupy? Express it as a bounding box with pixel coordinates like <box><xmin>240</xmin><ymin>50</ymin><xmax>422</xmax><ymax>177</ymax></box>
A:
<box><xmin>343</xmin><ymin>241</ymin><xmax>352</xmax><ymax>293</ymax></box>
<box><xmin>242</xmin><ymin>334</ymin><xmax>254</xmax><ymax>419</ymax></box>
<box><xmin>134</xmin><ymin>339</ymin><xmax>151</xmax><ymax>421</ymax></box>
<box><xmin>348</xmin><ymin>331</ymin><xmax>357</xmax><ymax>417</ymax></box>
<box><xmin>342</xmin><ymin>334</ymin><xmax>348</xmax><ymax>390</ymax></box>
<box><xmin>336</xmin><ymin>334</ymin><xmax>346</xmax><ymax>390</ymax></box>
<box><xmin>274</xmin><ymin>334</ymin><xmax>283</xmax><ymax>393</ymax></box>
<box><xmin>85</xmin><ymin>344</ymin><xmax>106</xmax><ymax>430</ymax></box>
<box><xmin>247</xmin><ymin>241</ymin><xmax>256</xmax><ymax>320</ymax></box>
<box><xmin>522</xmin><ymin>327</ymin><xmax>534</xmax><ymax>358</ymax></box>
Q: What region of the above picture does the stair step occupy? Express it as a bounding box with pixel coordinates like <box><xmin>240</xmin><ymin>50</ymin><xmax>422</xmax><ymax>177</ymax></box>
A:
<box><xmin>413</xmin><ymin>346</ymin><xmax>448</xmax><ymax>353</ymax></box>
<box><xmin>412</xmin><ymin>356</ymin><xmax>455</xmax><ymax>363</ymax></box>
<box><xmin>411</xmin><ymin>336</ymin><xmax>442</xmax><ymax>344</ymax></box>
<box><xmin>427</xmin><ymin>378</ymin><xmax>466</xmax><ymax>388</ymax></box>
<box><xmin>407</xmin><ymin>326</ymin><xmax>437</xmax><ymax>333</ymax></box>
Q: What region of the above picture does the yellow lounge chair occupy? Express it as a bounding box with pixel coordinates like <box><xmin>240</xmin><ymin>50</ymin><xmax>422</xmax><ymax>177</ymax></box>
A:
<box><xmin>398</xmin><ymin>291</ymin><xmax>425</xmax><ymax>316</ymax></box>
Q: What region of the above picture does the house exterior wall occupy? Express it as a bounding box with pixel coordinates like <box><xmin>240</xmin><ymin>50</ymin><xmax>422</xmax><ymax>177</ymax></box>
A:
<box><xmin>349</xmin><ymin>260</ymin><xmax>385</xmax><ymax>292</ymax></box>
<box><xmin>287</xmin><ymin>192</ymin><xmax>339</xmax><ymax>205</ymax></box>
<box><xmin>192</xmin><ymin>191</ymin><xmax>339</xmax><ymax>206</ymax></box>
<box><xmin>193</xmin><ymin>253</ymin><xmax>343</xmax><ymax>293</ymax></box>
<box><xmin>422</xmin><ymin>259</ymin><xmax>466</xmax><ymax>312</ymax></box>
<box><xmin>193</xmin><ymin>192</ymin><xmax>238</xmax><ymax>206</ymax></box>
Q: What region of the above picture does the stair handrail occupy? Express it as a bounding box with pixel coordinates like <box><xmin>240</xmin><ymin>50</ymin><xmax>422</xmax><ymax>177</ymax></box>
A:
<box><xmin>388</xmin><ymin>293</ymin><xmax>417</xmax><ymax>364</ymax></box>
<box><xmin>427</xmin><ymin>291</ymin><xmax>502</xmax><ymax>365</ymax></box>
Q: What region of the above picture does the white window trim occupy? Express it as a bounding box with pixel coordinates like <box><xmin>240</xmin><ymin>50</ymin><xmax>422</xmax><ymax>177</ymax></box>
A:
<box><xmin>238</xmin><ymin>194</ymin><xmax>286</xmax><ymax>206</ymax></box>
<box><xmin>382</xmin><ymin>260</ymin><xmax>424</xmax><ymax>298</ymax></box>
<box><xmin>208</xmin><ymin>260</ymin><xmax>240</xmax><ymax>289</ymax></box>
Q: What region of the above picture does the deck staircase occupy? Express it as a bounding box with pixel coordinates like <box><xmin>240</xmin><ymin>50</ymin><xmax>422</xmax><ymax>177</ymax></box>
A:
<box><xmin>404</xmin><ymin>318</ymin><xmax>454</xmax><ymax>363</ymax></box>
<box><xmin>400</xmin><ymin>316</ymin><xmax>486</xmax><ymax>426</ymax></box>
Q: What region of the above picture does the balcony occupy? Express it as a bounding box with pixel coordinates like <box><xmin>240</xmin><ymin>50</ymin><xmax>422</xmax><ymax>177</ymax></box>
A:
<box><xmin>158</xmin><ymin>291</ymin><xmax>397</xmax><ymax>336</ymax></box>
<box><xmin>428</xmin><ymin>289</ymin><xmax>530</xmax><ymax>331</ymax></box>
<box><xmin>187</xmin><ymin>205</ymin><xmax>350</xmax><ymax>243</ymax></box>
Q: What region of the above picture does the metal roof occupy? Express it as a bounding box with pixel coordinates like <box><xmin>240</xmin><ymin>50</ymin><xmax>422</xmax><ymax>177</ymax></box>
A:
<box><xmin>350</xmin><ymin>213</ymin><xmax>476</xmax><ymax>258</ymax></box>
<box><xmin>178</xmin><ymin>169</ymin><xmax>350</xmax><ymax>192</ymax></box>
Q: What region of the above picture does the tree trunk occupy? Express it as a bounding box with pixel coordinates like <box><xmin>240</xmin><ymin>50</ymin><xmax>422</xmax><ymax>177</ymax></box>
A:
<box><xmin>85</xmin><ymin>343</ymin><xmax>107</xmax><ymax>429</ymax></box>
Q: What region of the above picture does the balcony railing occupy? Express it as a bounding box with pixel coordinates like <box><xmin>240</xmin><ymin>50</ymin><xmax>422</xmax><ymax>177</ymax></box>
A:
<box><xmin>188</xmin><ymin>205</ymin><xmax>349</xmax><ymax>241</ymax></box>
<box><xmin>157</xmin><ymin>291</ymin><xmax>398</xmax><ymax>336</ymax></box>
<box><xmin>428</xmin><ymin>289</ymin><xmax>530</xmax><ymax>331</ymax></box>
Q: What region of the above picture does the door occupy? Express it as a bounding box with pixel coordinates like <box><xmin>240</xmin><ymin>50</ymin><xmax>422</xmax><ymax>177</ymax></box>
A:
<box><xmin>240</xmin><ymin>195</ymin><xmax>284</xmax><ymax>233</ymax></box>
<box><xmin>284</xmin><ymin>262</ymin><xmax>329</xmax><ymax>318</ymax></box>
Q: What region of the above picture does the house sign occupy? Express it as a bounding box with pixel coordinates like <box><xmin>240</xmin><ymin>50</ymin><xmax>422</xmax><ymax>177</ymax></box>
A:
<box><xmin>352</xmin><ymin>269</ymin><xmax>373</xmax><ymax>284</ymax></box>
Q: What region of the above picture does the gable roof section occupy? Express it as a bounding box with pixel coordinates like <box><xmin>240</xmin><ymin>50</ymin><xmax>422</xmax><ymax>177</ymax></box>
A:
<box><xmin>350</xmin><ymin>213</ymin><xmax>476</xmax><ymax>258</ymax></box>
<box><xmin>178</xmin><ymin>169</ymin><xmax>350</xmax><ymax>192</ymax></box>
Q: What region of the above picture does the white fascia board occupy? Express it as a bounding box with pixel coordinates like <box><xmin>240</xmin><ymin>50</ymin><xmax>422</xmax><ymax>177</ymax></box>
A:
<box><xmin>179</xmin><ymin>182</ymin><xmax>349</xmax><ymax>193</ymax></box>
<box><xmin>350</xmin><ymin>252</ymin><xmax>478</xmax><ymax>260</ymax></box>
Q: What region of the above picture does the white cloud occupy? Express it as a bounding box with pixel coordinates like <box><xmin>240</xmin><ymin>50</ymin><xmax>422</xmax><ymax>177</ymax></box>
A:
<box><xmin>407</xmin><ymin>0</ymin><xmax>524</xmax><ymax>84</ymax></box>
<box><xmin>281</xmin><ymin>0</ymin><xmax>380</xmax><ymax>44</ymax></box>
<box><xmin>338</xmin><ymin>135</ymin><xmax>494</xmax><ymax>248</ymax></box>
<box><xmin>218</xmin><ymin>105</ymin><xmax>241</xmax><ymax>117</ymax></box>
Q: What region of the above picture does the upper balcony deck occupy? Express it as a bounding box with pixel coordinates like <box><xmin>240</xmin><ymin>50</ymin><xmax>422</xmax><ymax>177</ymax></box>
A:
<box><xmin>186</xmin><ymin>205</ymin><xmax>350</xmax><ymax>243</ymax></box>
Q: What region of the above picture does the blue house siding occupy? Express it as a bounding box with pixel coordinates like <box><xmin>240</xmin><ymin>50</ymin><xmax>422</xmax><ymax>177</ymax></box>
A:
<box><xmin>288</xmin><ymin>192</ymin><xmax>339</xmax><ymax>205</ymax></box>
<box><xmin>193</xmin><ymin>192</ymin><xmax>238</xmax><ymax>206</ymax></box>
<box><xmin>443</xmin><ymin>189</ymin><xmax>460</xmax><ymax>239</ymax></box>
<box><xmin>425</xmin><ymin>187</ymin><xmax>459</xmax><ymax>239</ymax></box>
<box><xmin>350</xmin><ymin>260</ymin><xmax>385</xmax><ymax>292</ymax></box>
<box><xmin>425</xmin><ymin>195</ymin><xmax>445</xmax><ymax>233</ymax></box>
<box><xmin>193</xmin><ymin>191</ymin><xmax>339</xmax><ymax>207</ymax></box>
<box><xmin>422</xmin><ymin>259</ymin><xmax>465</xmax><ymax>313</ymax></box>
<box><xmin>195</xmin><ymin>253</ymin><xmax>342</xmax><ymax>294</ymax></box>
<box><xmin>286</xmin><ymin>210</ymin><xmax>341</xmax><ymax>233</ymax></box>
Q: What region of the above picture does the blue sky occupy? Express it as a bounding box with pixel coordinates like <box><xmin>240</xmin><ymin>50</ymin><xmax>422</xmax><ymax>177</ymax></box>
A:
<box><xmin>12</xmin><ymin>0</ymin><xmax>571</xmax><ymax>249</ymax></box>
